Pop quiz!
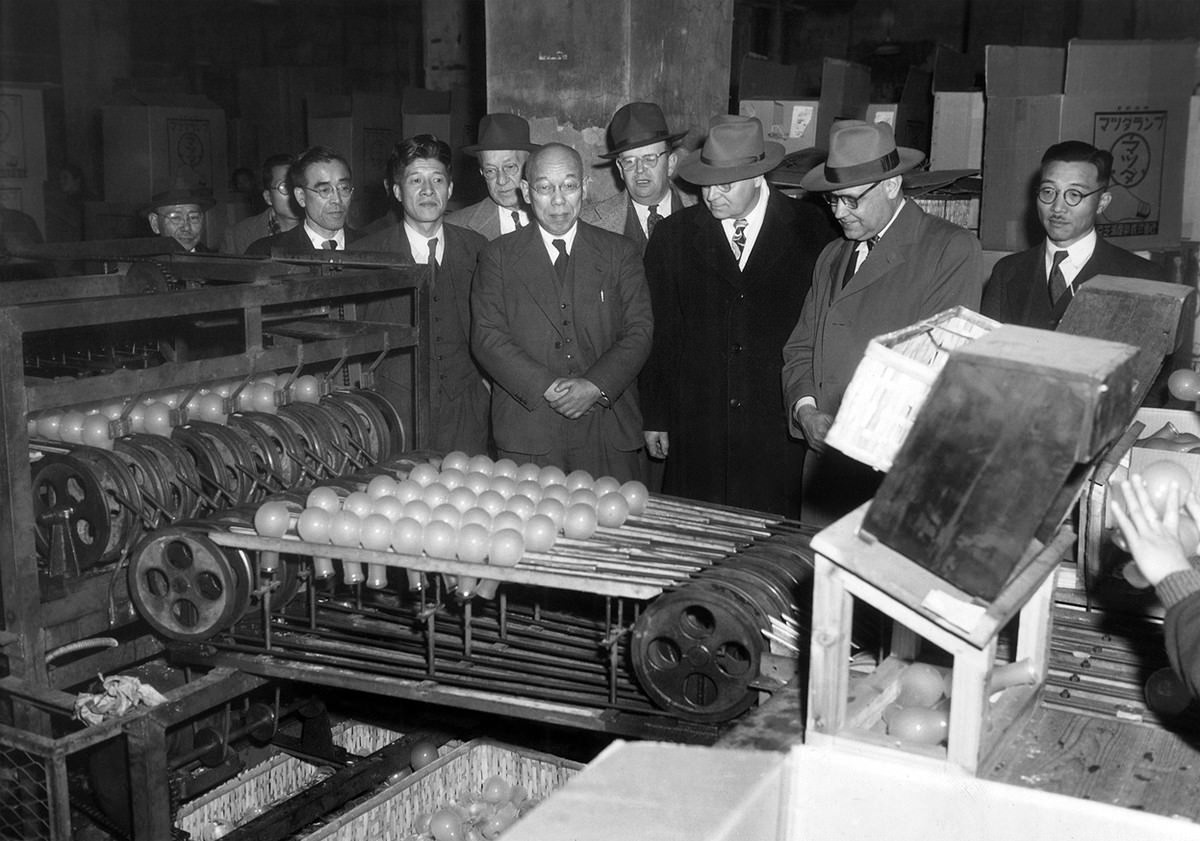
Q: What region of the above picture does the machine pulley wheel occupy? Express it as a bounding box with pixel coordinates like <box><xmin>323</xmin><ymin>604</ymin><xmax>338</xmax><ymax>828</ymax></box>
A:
<box><xmin>629</xmin><ymin>582</ymin><xmax>763</xmax><ymax>722</ymax></box>
<box><xmin>32</xmin><ymin>451</ymin><xmax>131</xmax><ymax>571</ymax></box>
<box><xmin>127</xmin><ymin>527</ymin><xmax>253</xmax><ymax>641</ymax></box>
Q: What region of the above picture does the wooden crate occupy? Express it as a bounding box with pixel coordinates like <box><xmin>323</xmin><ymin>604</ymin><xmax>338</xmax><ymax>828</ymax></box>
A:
<box><xmin>806</xmin><ymin>505</ymin><xmax>1069</xmax><ymax>774</ymax></box>
<box><xmin>863</xmin><ymin>325</ymin><xmax>1139</xmax><ymax>601</ymax></box>
<box><xmin>300</xmin><ymin>739</ymin><xmax>582</xmax><ymax>841</ymax></box>
<box><xmin>825</xmin><ymin>306</ymin><xmax>998</xmax><ymax>472</ymax></box>
<box><xmin>175</xmin><ymin>722</ymin><xmax>405</xmax><ymax>840</ymax></box>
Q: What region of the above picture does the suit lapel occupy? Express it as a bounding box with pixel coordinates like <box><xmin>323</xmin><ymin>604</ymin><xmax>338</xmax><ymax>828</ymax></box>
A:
<box><xmin>622</xmin><ymin>199</ymin><xmax>647</xmax><ymax>248</ymax></box>
<box><xmin>513</xmin><ymin>226</ymin><xmax>565</xmax><ymax>333</ymax></box>
<box><xmin>837</xmin><ymin>201</ymin><xmax>917</xmax><ymax>297</ymax></box>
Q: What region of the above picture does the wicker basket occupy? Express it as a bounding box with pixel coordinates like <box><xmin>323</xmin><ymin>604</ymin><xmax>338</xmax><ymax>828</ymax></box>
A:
<box><xmin>175</xmin><ymin>722</ymin><xmax>405</xmax><ymax>841</ymax></box>
<box><xmin>825</xmin><ymin>306</ymin><xmax>999</xmax><ymax>472</ymax></box>
<box><xmin>300</xmin><ymin>738</ymin><xmax>583</xmax><ymax>841</ymax></box>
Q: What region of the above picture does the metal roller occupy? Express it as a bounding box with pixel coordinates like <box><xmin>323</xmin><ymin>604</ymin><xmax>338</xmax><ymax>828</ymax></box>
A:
<box><xmin>629</xmin><ymin>582</ymin><xmax>764</xmax><ymax>722</ymax></box>
<box><xmin>127</xmin><ymin>526</ymin><xmax>253</xmax><ymax>641</ymax></box>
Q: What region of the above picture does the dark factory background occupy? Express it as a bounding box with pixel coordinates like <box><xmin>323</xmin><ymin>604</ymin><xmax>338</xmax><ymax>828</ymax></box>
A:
<box><xmin>3</xmin><ymin>0</ymin><xmax>1200</xmax><ymax>239</ymax></box>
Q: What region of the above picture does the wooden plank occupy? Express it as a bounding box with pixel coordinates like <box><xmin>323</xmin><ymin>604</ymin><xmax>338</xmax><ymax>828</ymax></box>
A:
<box><xmin>983</xmin><ymin>705</ymin><xmax>1200</xmax><ymax>821</ymax></box>
<box><xmin>12</xmin><ymin>268</ymin><xmax>420</xmax><ymax>333</ymax></box>
<box><xmin>1058</xmin><ymin>275</ymin><xmax>1194</xmax><ymax>406</ymax></box>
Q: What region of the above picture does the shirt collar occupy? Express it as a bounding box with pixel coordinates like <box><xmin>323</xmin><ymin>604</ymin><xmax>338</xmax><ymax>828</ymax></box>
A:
<box><xmin>303</xmin><ymin>220</ymin><xmax>345</xmax><ymax>249</ymax></box>
<box><xmin>632</xmin><ymin>191</ymin><xmax>672</xmax><ymax>225</ymax></box>
<box><xmin>498</xmin><ymin>204</ymin><xmax>529</xmax><ymax>234</ymax></box>
<box><xmin>1045</xmin><ymin>228</ymin><xmax>1097</xmax><ymax>273</ymax></box>
<box><xmin>537</xmin><ymin>221</ymin><xmax>578</xmax><ymax>262</ymax></box>
<box><xmin>872</xmin><ymin>197</ymin><xmax>905</xmax><ymax>243</ymax></box>
<box><xmin>404</xmin><ymin>221</ymin><xmax>444</xmax><ymax>263</ymax></box>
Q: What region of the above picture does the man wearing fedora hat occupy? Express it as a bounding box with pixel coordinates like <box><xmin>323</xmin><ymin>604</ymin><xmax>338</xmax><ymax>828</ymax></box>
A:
<box><xmin>446</xmin><ymin>113</ymin><xmax>539</xmax><ymax>241</ymax></box>
<box><xmin>782</xmin><ymin>119</ymin><xmax>982</xmax><ymax>525</ymax></box>
<box><xmin>639</xmin><ymin>115</ymin><xmax>836</xmax><ymax>516</ymax></box>
<box><xmin>582</xmin><ymin>102</ymin><xmax>696</xmax><ymax>253</ymax></box>
<box><xmin>145</xmin><ymin>185</ymin><xmax>216</xmax><ymax>253</ymax></box>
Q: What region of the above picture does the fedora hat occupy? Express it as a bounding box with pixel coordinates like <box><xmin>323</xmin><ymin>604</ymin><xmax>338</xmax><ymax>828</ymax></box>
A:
<box><xmin>143</xmin><ymin>185</ymin><xmax>215</xmax><ymax>216</ymax></box>
<box><xmin>599</xmin><ymin>102</ymin><xmax>687</xmax><ymax>160</ymax></box>
<box><xmin>461</xmin><ymin>113</ymin><xmax>539</xmax><ymax>156</ymax></box>
<box><xmin>676</xmin><ymin>115</ymin><xmax>785</xmax><ymax>186</ymax></box>
<box><xmin>800</xmin><ymin>120</ymin><xmax>924</xmax><ymax>192</ymax></box>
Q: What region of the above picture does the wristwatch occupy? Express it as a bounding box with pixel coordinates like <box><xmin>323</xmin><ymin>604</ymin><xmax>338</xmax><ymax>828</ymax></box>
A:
<box><xmin>597</xmin><ymin>389</ymin><xmax>612</xmax><ymax>409</ymax></box>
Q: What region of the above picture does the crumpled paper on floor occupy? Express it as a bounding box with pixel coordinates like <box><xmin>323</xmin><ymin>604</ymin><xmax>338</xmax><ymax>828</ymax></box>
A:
<box><xmin>74</xmin><ymin>674</ymin><xmax>169</xmax><ymax>725</ymax></box>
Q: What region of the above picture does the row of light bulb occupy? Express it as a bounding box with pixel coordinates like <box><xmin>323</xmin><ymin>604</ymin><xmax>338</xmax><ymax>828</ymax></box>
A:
<box><xmin>253</xmin><ymin>452</ymin><xmax>651</xmax><ymax>599</ymax></box>
<box><xmin>26</xmin><ymin>373</ymin><xmax>325</xmax><ymax>449</ymax></box>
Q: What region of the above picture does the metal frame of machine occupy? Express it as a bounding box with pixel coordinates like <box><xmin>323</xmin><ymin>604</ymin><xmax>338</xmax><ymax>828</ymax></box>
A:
<box><xmin>0</xmin><ymin>247</ymin><xmax>427</xmax><ymax>839</ymax></box>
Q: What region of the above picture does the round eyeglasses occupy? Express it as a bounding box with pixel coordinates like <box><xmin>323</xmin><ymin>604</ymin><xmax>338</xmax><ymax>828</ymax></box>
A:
<box><xmin>1036</xmin><ymin>185</ymin><xmax>1104</xmax><ymax>207</ymax></box>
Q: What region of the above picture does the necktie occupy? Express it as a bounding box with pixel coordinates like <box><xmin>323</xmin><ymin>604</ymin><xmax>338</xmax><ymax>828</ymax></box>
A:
<box><xmin>647</xmin><ymin>203</ymin><xmax>664</xmax><ymax>239</ymax></box>
<box><xmin>552</xmin><ymin>238</ymin><xmax>569</xmax><ymax>284</ymax></box>
<box><xmin>511</xmin><ymin>211</ymin><xmax>523</xmax><ymax>229</ymax></box>
<box><xmin>1048</xmin><ymin>249</ymin><xmax>1069</xmax><ymax>305</ymax></box>
<box><xmin>322</xmin><ymin>239</ymin><xmax>338</xmax><ymax>250</ymax></box>
<box><xmin>731</xmin><ymin>218</ymin><xmax>748</xmax><ymax>261</ymax></box>
<box><xmin>841</xmin><ymin>237</ymin><xmax>877</xmax><ymax>288</ymax></box>
<box><xmin>427</xmin><ymin>236</ymin><xmax>439</xmax><ymax>283</ymax></box>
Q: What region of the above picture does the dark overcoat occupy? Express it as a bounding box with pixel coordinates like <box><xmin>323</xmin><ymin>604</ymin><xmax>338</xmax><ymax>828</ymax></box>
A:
<box><xmin>641</xmin><ymin>189</ymin><xmax>836</xmax><ymax>516</ymax></box>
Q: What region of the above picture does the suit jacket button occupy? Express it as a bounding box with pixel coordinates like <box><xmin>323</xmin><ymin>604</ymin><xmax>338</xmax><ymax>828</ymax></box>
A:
<box><xmin>555</xmin><ymin>341</ymin><xmax>562</xmax><ymax>348</ymax></box>
<box><xmin>729</xmin><ymin>399</ymin><xmax>741</xmax><ymax>408</ymax></box>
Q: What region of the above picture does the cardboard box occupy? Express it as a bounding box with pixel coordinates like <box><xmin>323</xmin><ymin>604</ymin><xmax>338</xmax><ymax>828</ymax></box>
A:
<box><xmin>739</xmin><ymin>57</ymin><xmax>870</xmax><ymax>152</ymax></box>
<box><xmin>102</xmin><ymin>92</ymin><xmax>228</xmax><ymax>205</ymax></box>
<box><xmin>506</xmin><ymin>741</ymin><xmax>1200</xmax><ymax>841</ymax></box>
<box><xmin>0</xmin><ymin>84</ymin><xmax>47</xmax><ymax>233</ymax></box>
<box><xmin>931</xmin><ymin>91</ymin><xmax>984</xmax><ymax>170</ymax></box>
<box><xmin>981</xmin><ymin>39</ymin><xmax>1196</xmax><ymax>253</ymax></box>
<box><xmin>1183</xmin><ymin>95</ymin><xmax>1200</xmax><ymax>242</ymax></box>
<box><xmin>866</xmin><ymin>103</ymin><xmax>897</xmax><ymax>128</ymax></box>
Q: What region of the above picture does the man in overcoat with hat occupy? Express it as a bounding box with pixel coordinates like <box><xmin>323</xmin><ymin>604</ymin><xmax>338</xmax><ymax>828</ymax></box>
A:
<box><xmin>446</xmin><ymin>113</ymin><xmax>539</xmax><ymax>241</ymax></box>
<box><xmin>145</xmin><ymin>186</ymin><xmax>215</xmax><ymax>253</ymax></box>
<box><xmin>782</xmin><ymin>119</ymin><xmax>983</xmax><ymax>525</ymax></box>
<box><xmin>640</xmin><ymin>115</ymin><xmax>836</xmax><ymax>517</ymax></box>
<box><xmin>582</xmin><ymin>102</ymin><xmax>696</xmax><ymax>253</ymax></box>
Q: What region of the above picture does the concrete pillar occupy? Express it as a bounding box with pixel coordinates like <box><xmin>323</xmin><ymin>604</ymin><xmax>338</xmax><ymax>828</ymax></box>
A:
<box><xmin>484</xmin><ymin>0</ymin><xmax>733</xmax><ymax>201</ymax></box>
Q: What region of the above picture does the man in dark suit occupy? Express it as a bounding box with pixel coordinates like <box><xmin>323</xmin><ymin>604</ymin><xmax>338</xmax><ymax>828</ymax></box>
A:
<box><xmin>640</xmin><ymin>115</ymin><xmax>837</xmax><ymax>516</ymax></box>
<box><xmin>352</xmin><ymin>135</ymin><xmax>491</xmax><ymax>456</ymax></box>
<box><xmin>782</xmin><ymin>120</ymin><xmax>983</xmax><ymax>525</ymax></box>
<box><xmin>582</xmin><ymin>102</ymin><xmax>696</xmax><ymax>254</ymax></box>
<box><xmin>982</xmin><ymin>140</ymin><xmax>1165</xmax><ymax>329</ymax></box>
<box><xmin>245</xmin><ymin>146</ymin><xmax>362</xmax><ymax>254</ymax></box>
<box><xmin>471</xmin><ymin>143</ymin><xmax>652</xmax><ymax>482</ymax></box>
<box><xmin>145</xmin><ymin>186</ymin><xmax>216</xmax><ymax>253</ymax></box>
<box><xmin>445</xmin><ymin>114</ymin><xmax>539</xmax><ymax>241</ymax></box>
